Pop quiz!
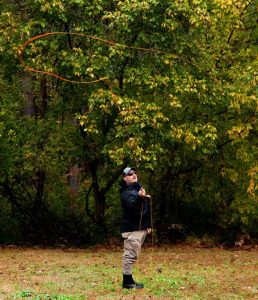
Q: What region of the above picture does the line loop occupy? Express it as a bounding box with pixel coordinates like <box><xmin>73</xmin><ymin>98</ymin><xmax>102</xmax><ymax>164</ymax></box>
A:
<box><xmin>18</xmin><ymin>31</ymin><xmax>170</xmax><ymax>84</ymax></box>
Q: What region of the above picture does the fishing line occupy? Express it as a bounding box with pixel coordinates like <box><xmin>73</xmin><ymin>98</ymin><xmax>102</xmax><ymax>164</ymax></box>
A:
<box><xmin>18</xmin><ymin>31</ymin><xmax>170</xmax><ymax>84</ymax></box>
<box><xmin>17</xmin><ymin>31</ymin><xmax>213</xmax><ymax>84</ymax></box>
<box><xmin>136</xmin><ymin>164</ymin><xmax>155</xmax><ymax>280</ymax></box>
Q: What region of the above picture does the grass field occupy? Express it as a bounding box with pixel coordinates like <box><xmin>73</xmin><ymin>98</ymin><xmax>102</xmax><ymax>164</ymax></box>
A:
<box><xmin>0</xmin><ymin>244</ymin><xmax>257</xmax><ymax>300</ymax></box>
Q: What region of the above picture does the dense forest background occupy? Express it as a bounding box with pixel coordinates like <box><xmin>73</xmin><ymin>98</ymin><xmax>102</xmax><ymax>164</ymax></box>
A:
<box><xmin>0</xmin><ymin>0</ymin><xmax>257</xmax><ymax>246</ymax></box>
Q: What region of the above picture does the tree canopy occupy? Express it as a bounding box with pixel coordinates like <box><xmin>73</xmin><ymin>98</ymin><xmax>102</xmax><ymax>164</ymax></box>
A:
<box><xmin>0</xmin><ymin>0</ymin><xmax>257</xmax><ymax>245</ymax></box>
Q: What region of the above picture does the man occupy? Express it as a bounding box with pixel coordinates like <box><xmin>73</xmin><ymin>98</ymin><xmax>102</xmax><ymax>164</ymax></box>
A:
<box><xmin>120</xmin><ymin>167</ymin><xmax>152</xmax><ymax>289</ymax></box>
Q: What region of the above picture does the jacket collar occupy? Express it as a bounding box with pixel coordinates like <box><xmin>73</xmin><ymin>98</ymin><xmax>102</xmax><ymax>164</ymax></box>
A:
<box><xmin>120</xmin><ymin>181</ymin><xmax>142</xmax><ymax>191</ymax></box>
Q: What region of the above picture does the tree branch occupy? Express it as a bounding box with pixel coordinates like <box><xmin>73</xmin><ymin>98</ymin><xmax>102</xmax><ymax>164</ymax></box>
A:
<box><xmin>101</xmin><ymin>165</ymin><xmax>126</xmax><ymax>195</ymax></box>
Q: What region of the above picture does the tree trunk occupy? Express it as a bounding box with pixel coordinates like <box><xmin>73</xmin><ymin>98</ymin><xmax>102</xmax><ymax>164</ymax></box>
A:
<box><xmin>39</xmin><ymin>77</ymin><xmax>47</xmax><ymax>119</ymax></box>
<box><xmin>33</xmin><ymin>170</ymin><xmax>46</xmax><ymax>213</ymax></box>
<box><xmin>21</xmin><ymin>75</ymin><xmax>36</xmax><ymax>116</ymax></box>
<box><xmin>32</xmin><ymin>77</ymin><xmax>48</xmax><ymax>214</ymax></box>
<box><xmin>89</xmin><ymin>160</ymin><xmax>106</xmax><ymax>225</ymax></box>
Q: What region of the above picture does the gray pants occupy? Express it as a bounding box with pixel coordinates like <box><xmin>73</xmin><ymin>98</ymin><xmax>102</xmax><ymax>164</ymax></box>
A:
<box><xmin>122</xmin><ymin>230</ymin><xmax>147</xmax><ymax>275</ymax></box>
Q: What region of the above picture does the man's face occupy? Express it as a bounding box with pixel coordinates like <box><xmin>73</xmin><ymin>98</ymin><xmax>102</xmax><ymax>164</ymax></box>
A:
<box><xmin>124</xmin><ymin>170</ymin><xmax>138</xmax><ymax>185</ymax></box>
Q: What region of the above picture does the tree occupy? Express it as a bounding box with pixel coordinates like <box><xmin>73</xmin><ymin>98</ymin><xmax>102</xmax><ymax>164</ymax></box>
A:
<box><xmin>0</xmin><ymin>0</ymin><xmax>257</xmax><ymax>243</ymax></box>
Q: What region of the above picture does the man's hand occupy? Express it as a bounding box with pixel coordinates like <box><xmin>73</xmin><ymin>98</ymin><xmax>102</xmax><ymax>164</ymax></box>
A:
<box><xmin>138</xmin><ymin>188</ymin><xmax>146</xmax><ymax>197</ymax></box>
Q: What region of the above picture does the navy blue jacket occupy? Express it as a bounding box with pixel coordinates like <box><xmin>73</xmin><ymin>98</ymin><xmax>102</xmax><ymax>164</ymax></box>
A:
<box><xmin>120</xmin><ymin>181</ymin><xmax>151</xmax><ymax>233</ymax></box>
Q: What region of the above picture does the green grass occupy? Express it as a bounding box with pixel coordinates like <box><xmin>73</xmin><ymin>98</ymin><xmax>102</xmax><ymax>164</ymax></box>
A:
<box><xmin>0</xmin><ymin>245</ymin><xmax>257</xmax><ymax>299</ymax></box>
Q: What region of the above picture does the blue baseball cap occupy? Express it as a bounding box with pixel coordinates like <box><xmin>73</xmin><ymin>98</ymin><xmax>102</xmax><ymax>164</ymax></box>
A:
<box><xmin>122</xmin><ymin>167</ymin><xmax>136</xmax><ymax>176</ymax></box>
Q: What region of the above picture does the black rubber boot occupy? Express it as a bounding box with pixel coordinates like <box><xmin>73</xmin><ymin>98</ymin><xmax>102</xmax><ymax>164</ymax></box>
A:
<box><xmin>122</xmin><ymin>274</ymin><xmax>144</xmax><ymax>289</ymax></box>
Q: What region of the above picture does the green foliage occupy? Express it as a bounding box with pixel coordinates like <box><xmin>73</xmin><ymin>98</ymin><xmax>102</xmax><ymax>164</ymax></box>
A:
<box><xmin>14</xmin><ymin>290</ymin><xmax>84</xmax><ymax>300</ymax></box>
<box><xmin>0</xmin><ymin>0</ymin><xmax>257</xmax><ymax>243</ymax></box>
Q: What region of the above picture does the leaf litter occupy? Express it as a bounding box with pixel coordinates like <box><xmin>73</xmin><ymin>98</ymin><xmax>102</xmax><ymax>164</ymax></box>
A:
<box><xmin>0</xmin><ymin>245</ymin><xmax>257</xmax><ymax>299</ymax></box>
